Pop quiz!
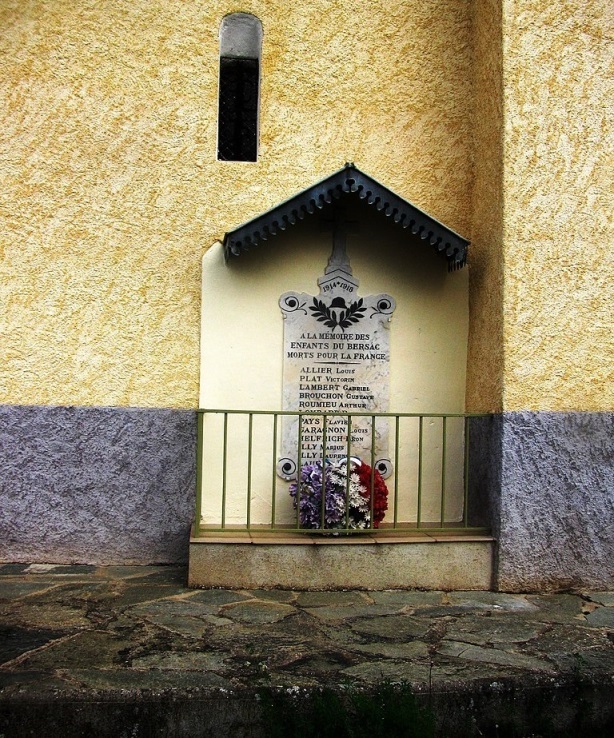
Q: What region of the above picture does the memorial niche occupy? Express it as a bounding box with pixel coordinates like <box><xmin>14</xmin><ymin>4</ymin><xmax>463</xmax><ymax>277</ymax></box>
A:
<box><xmin>277</xmin><ymin>210</ymin><xmax>395</xmax><ymax>482</ymax></box>
<box><xmin>198</xmin><ymin>165</ymin><xmax>470</xmax><ymax>532</ymax></box>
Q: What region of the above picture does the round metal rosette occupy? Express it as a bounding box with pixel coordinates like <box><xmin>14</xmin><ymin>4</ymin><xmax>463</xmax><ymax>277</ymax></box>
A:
<box><xmin>374</xmin><ymin>458</ymin><xmax>393</xmax><ymax>479</ymax></box>
<box><xmin>279</xmin><ymin>292</ymin><xmax>306</xmax><ymax>315</ymax></box>
<box><xmin>276</xmin><ymin>457</ymin><xmax>297</xmax><ymax>480</ymax></box>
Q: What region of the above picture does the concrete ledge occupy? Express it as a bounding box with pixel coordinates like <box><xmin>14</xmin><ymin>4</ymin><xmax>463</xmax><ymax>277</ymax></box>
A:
<box><xmin>188</xmin><ymin>538</ymin><xmax>494</xmax><ymax>590</ymax></box>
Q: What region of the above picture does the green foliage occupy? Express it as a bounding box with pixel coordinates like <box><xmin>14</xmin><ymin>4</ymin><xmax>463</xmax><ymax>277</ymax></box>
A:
<box><xmin>258</xmin><ymin>682</ymin><xmax>435</xmax><ymax>738</ymax></box>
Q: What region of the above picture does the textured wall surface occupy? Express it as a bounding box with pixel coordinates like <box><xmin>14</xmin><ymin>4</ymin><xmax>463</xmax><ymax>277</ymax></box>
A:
<box><xmin>501</xmin><ymin>0</ymin><xmax>613</xmax><ymax>411</ymax></box>
<box><xmin>0</xmin><ymin>406</ymin><xmax>196</xmax><ymax>564</ymax></box>
<box><xmin>467</xmin><ymin>414</ymin><xmax>502</xmax><ymax>531</ymax></box>
<box><xmin>468</xmin><ymin>0</ymin><xmax>612</xmax><ymax>413</ymax></box>
<box><xmin>0</xmin><ymin>0</ymin><xmax>473</xmax><ymax>409</ymax></box>
<box><xmin>466</xmin><ymin>0</ymin><xmax>504</xmax><ymax>413</ymax></box>
<box><xmin>2</xmin><ymin>0</ymin><xmax>612</xmax><ymax>583</ymax></box>
<box><xmin>492</xmin><ymin>412</ymin><xmax>614</xmax><ymax>592</ymax></box>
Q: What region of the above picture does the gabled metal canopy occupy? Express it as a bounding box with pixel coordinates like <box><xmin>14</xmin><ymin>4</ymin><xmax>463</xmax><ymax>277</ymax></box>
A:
<box><xmin>223</xmin><ymin>163</ymin><xmax>469</xmax><ymax>269</ymax></box>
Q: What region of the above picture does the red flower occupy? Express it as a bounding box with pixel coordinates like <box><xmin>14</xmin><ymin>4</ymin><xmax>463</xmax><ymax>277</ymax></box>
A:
<box><xmin>355</xmin><ymin>462</ymin><xmax>388</xmax><ymax>528</ymax></box>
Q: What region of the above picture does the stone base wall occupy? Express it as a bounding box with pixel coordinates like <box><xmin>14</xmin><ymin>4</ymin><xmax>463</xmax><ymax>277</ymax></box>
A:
<box><xmin>474</xmin><ymin>412</ymin><xmax>614</xmax><ymax>592</ymax></box>
<box><xmin>0</xmin><ymin>405</ymin><xmax>196</xmax><ymax>565</ymax></box>
<box><xmin>2</xmin><ymin>406</ymin><xmax>612</xmax><ymax>590</ymax></box>
<box><xmin>189</xmin><ymin>539</ymin><xmax>494</xmax><ymax>591</ymax></box>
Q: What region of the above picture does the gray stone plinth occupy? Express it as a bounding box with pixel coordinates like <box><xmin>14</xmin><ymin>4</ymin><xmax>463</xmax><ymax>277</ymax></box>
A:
<box><xmin>491</xmin><ymin>412</ymin><xmax>614</xmax><ymax>592</ymax></box>
<box><xmin>0</xmin><ymin>405</ymin><xmax>196</xmax><ymax>565</ymax></box>
<box><xmin>188</xmin><ymin>539</ymin><xmax>494</xmax><ymax>590</ymax></box>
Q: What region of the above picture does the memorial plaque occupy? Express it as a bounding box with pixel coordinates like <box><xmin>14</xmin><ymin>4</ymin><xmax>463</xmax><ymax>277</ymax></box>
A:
<box><xmin>278</xmin><ymin>220</ymin><xmax>395</xmax><ymax>479</ymax></box>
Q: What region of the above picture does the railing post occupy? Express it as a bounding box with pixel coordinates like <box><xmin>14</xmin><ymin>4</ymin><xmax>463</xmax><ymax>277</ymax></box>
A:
<box><xmin>271</xmin><ymin>412</ymin><xmax>278</xmax><ymax>527</ymax></box>
<box><xmin>247</xmin><ymin>412</ymin><xmax>253</xmax><ymax>529</ymax></box>
<box><xmin>296</xmin><ymin>412</ymin><xmax>302</xmax><ymax>529</ymax></box>
<box><xmin>370</xmin><ymin>415</ymin><xmax>376</xmax><ymax>529</ymax></box>
<box><xmin>194</xmin><ymin>411</ymin><xmax>204</xmax><ymax>537</ymax></box>
<box><xmin>195</xmin><ymin>409</ymin><xmax>490</xmax><ymax>536</ymax></box>
<box><xmin>440</xmin><ymin>416</ymin><xmax>447</xmax><ymax>527</ymax></box>
<box><xmin>463</xmin><ymin>415</ymin><xmax>470</xmax><ymax>528</ymax></box>
<box><xmin>221</xmin><ymin>412</ymin><xmax>228</xmax><ymax>529</ymax></box>
<box><xmin>321</xmin><ymin>413</ymin><xmax>328</xmax><ymax>529</ymax></box>
<box><xmin>345</xmin><ymin>415</ymin><xmax>352</xmax><ymax>530</ymax></box>
<box><xmin>417</xmin><ymin>416</ymin><xmax>424</xmax><ymax>529</ymax></box>
<box><xmin>393</xmin><ymin>414</ymin><xmax>400</xmax><ymax>528</ymax></box>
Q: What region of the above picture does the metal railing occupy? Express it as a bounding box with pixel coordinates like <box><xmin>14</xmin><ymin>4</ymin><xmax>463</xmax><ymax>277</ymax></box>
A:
<box><xmin>193</xmin><ymin>409</ymin><xmax>490</xmax><ymax>537</ymax></box>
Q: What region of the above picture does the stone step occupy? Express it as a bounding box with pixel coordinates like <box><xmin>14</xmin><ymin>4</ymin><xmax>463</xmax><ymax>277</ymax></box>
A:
<box><xmin>189</xmin><ymin>533</ymin><xmax>494</xmax><ymax>590</ymax></box>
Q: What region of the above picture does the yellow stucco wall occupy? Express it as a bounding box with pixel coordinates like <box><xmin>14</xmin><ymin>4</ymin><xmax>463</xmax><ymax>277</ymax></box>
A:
<box><xmin>2</xmin><ymin>1</ymin><xmax>610</xmax><ymax>412</ymax></box>
<box><xmin>466</xmin><ymin>0</ymin><xmax>504</xmax><ymax>413</ymax></box>
<box><xmin>0</xmin><ymin>0</ymin><xmax>473</xmax><ymax>409</ymax></box>
<box><xmin>500</xmin><ymin>0</ymin><xmax>613</xmax><ymax>411</ymax></box>
<box><xmin>466</xmin><ymin>0</ymin><xmax>613</xmax><ymax>413</ymax></box>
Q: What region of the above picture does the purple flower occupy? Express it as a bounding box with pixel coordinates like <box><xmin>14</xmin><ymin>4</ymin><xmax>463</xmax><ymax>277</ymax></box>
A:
<box><xmin>289</xmin><ymin>459</ymin><xmax>374</xmax><ymax>530</ymax></box>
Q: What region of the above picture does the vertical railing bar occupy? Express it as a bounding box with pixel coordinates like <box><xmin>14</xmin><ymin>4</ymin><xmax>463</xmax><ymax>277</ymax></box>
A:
<box><xmin>198</xmin><ymin>409</ymin><xmax>482</xmax><ymax>538</ymax></box>
<box><xmin>345</xmin><ymin>415</ymin><xmax>352</xmax><ymax>531</ymax></box>
<box><xmin>463</xmin><ymin>415</ymin><xmax>470</xmax><ymax>528</ymax></box>
<box><xmin>370</xmin><ymin>415</ymin><xmax>376</xmax><ymax>530</ymax></box>
<box><xmin>246</xmin><ymin>413</ymin><xmax>253</xmax><ymax>529</ymax></box>
<box><xmin>440</xmin><ymin>416</ymin><xmax>447</xmax><ymax>527</ymax></box>
<box><xmin>296</xmin><ymin>413</ymin><xmax>303</xmax><ymax>529</ymax></box>
<box><xmin>393</xmin><ymin>414</ymin><xmax>400</xmax><ymax>528</ymax></box>
<box><xmin>321</xmin><ymin>413</ymin><xmax>328</xmax><ymax>529</ymax></box>
<box><xmin>417</xmin><ymin>416</ymin><xmax>423</xmax><ymax>529</ymax></box>
<box><xmin>221</xmin><ymin>412</ymin><xmax>228</xmax><ymax>529</ymax></box>
<box><xmin>194</xmin><ymin>411</ymin><xmax>204</xmax><ymax>537</ymax></box>
<box><xmin>271</xmin><ymin>412</ymin><xmax>278</xmax><ymax>528</ymax></box>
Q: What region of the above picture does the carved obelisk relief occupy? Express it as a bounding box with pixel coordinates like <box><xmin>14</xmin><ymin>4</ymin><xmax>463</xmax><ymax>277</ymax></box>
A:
<box><xmin>278</xmin><ymin>213</ymin><xmax>395</xmax><ymax>479</ymax></box>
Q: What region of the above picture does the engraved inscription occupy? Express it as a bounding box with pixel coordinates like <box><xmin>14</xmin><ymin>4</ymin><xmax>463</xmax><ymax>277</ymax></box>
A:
<box><xmin>279</xmin><ymin>232</ymin><xmax>395</xmax><ymax>477</ymax></box>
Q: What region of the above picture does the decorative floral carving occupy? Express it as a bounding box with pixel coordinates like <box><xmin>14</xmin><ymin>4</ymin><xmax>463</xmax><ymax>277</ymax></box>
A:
<box><xmin>279</xmin><ymin>293</ymin><xmax>307</xmax><ymax>315</ymax></box>
<box><xmin>309</xmin><ymin>297</ymin><xmax>366</xmax><ymax>332</ymax></box>
<box><xmin>370</xmin><ymin>295</ymin><xmax>396</xmax><ymax>318</ymax></box>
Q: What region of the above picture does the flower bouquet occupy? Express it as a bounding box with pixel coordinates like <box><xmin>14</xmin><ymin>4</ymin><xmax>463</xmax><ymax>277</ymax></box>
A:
<box><xmin>289</xmin><ymin>457</ymin><xmax>388</xmax><ymax>531</ymax></box>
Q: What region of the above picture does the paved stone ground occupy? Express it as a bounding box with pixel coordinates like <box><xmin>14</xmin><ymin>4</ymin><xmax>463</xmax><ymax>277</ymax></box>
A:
<box><xmin>1</xmin><ymin>564</ymin><xmax>614</xmax><ymax>736</ymax></box>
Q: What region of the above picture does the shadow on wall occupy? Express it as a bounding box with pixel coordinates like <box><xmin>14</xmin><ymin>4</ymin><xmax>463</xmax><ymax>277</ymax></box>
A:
<box><xmin>468</xmin><ymin>413</ymin><xmax>501</xmax><ymax>531</ymax></box>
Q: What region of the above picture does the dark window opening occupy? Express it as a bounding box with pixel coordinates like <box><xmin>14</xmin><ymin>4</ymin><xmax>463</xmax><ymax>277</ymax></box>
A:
<box><xmin>217</xmin><ymin>57</ymin><xmax>259</xmax><ymax>162</ymax></box>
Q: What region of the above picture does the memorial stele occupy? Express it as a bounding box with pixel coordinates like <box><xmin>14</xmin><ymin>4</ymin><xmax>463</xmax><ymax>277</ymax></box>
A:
<box><xmin>278</xmin><ymin>212</ymin><xmax>396</xmax><ymax>481</ymax></box>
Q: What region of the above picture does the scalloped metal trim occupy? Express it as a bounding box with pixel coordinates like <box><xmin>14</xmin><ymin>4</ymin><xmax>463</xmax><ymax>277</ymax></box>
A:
<box><xmin>222</xmin><ymin>164</ymin><xmax>469</xmax><ymax>269</ymax></box>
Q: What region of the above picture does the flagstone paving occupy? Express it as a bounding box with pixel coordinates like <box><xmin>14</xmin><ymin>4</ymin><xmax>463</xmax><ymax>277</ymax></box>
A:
<box><xmin>1</xmin><ymin>563</ymin><xmax>614</xmax><ymax>734</ymax></box>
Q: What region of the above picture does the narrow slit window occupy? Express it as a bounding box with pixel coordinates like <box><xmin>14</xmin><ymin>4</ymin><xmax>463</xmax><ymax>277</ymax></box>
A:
<box><xmin>217</xmin><ymin>14</ymin><xmax>262</xmax><ymax>162</ymax></box>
